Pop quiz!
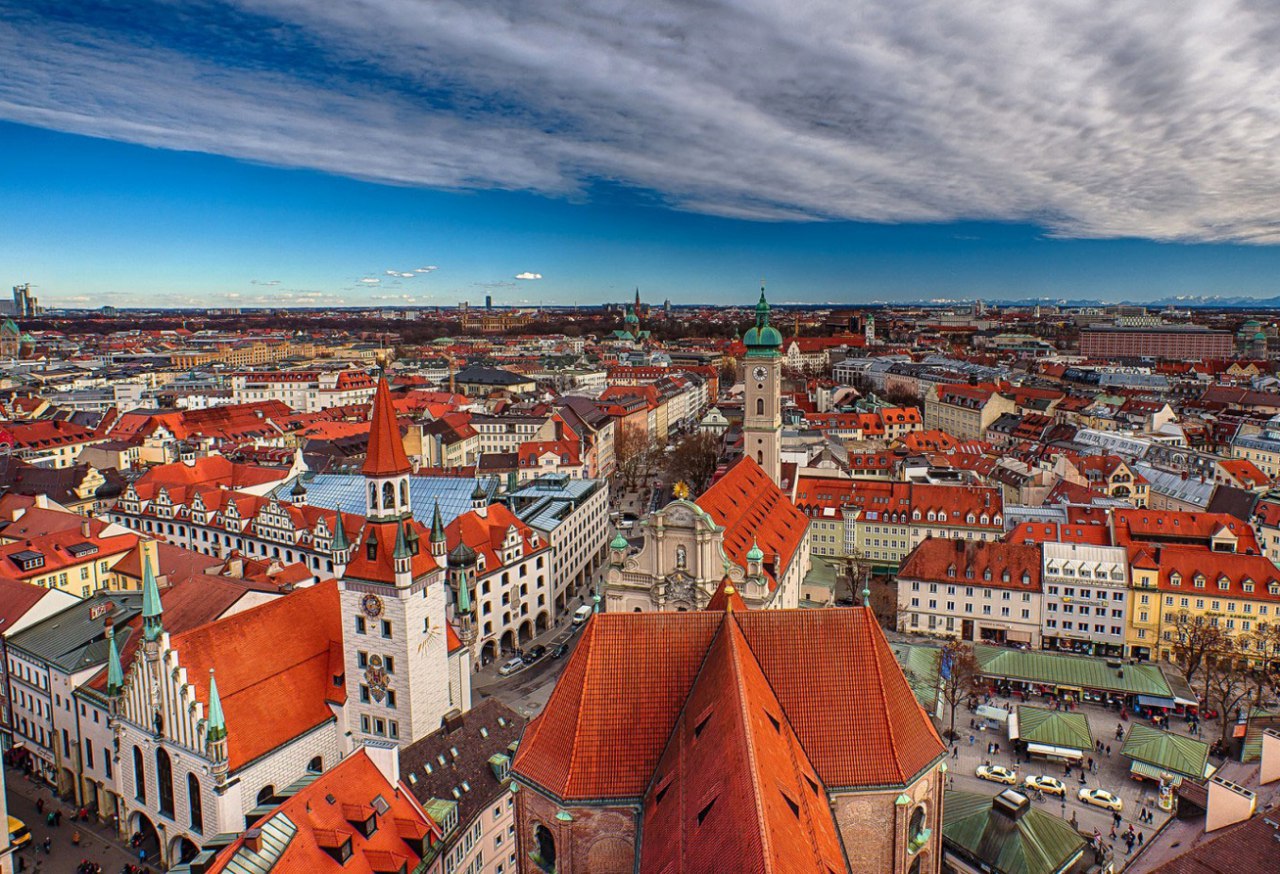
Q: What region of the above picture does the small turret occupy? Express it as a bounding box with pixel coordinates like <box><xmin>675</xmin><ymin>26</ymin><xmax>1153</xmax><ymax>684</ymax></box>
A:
<box><xmin>142</xmin><ymin>555</ymin><xmax>163</xmax><ymax>643</ymax></box>
<box><xmin>105</xmin><ymin>617</ymin><xmax>124</xmax><ymax>699</ymax></box>
<box><xmin>609</xmin><ymin>530</ymin><xmax>629</xmax><ymax>566</ymax></box>
<box><xmin>393</xmin><ymin>521</ymin><xmax>413</xmax><ymax>576</ymax></box>
<box><xmin>289</xmin><ymin>476</ymin><xmax>307</xmax><ymax>506</ymax></box>
<box><xmin>207</xmin><ymin>669</ymin><xmax>230</xmax><ymax>784</ymax></box>
<box><xmin>471</xmin><ymin>480</ymin><xmax>487</xmax><ymax>513</ymax></box>
<box><xmin>430</xmin><ymin>500</ymin><xmax>447</xmax><ymax>558</ymax></box>
<box><xmin>746</xmin><ymin>539</ymin><xmax>764</xmax><ymax>579</ymax></box>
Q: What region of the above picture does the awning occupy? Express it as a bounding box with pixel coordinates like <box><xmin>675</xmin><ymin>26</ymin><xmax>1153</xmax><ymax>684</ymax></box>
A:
<box><xmin>1008</xmin><ymin>713</ymin><xmax>1020</xmax><ymax>741</ymax></box>
<box><xmin>1136</xmin><ymin>695</ymin><xmax>1177</xmax><ymax>709</ymax></box>
<box><xmin>1027</xmin><ymin>743</ymin><xmax>1084</xmax><ymax>761</ymax></box>
<box><xmin>976</xmin><ymin>704</ymin><xmax>1010</xmax><ymax>723</ymax></box>
<box><xmin>1129</xmin><ymin>760</ymin><xmax>1183</xmax><ymax>785</ymax></box>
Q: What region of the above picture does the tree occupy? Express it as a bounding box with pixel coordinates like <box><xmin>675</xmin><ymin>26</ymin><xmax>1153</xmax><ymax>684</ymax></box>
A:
<box><xmin>939</xmin><ymin>640</ymin><xmax>981</xmax><ymax>742</ymax></box>
<box><xmin>667</xmin><ymin>431</ymin><xmax>722</xmax><ymax>496</ymax></box>
<box><xmin>1202</xmin><ymin>639</ymin><xmax>1254</xmax><ymax>747</ymax></box>
<box><xmin>1170</xmin><ymin>612</ymin><xmax>1228</xmax><ymax>697</ymax></box>
<box><xmin>613</xmin><ymin>427</ymin><xmax>663</xmax><ymax>493</ymax></box>
<box><xmin>1248</xmin><ymin>622</ymin><xmax>1280</xmax><ymax>707</ymax></box>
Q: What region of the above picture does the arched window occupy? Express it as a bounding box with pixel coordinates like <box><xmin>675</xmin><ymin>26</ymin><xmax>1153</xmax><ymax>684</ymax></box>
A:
<box><xmin>369</xmin><ymin>483</ymin><xmax>378</xmax><ymax>509</ymax></box>
<box><xmin>156</xmin><ymin>747</ymin><xmax>175</xmax><ymax>817</ymax></box>
<box><xmin>909</xmin><ymin>804</ymin><xmax>927</xmax><ymax>843</ymax></box>
<box><xmin>757</xmin><ymin>451</ymin><xmax>764</xmax><ymax>464</ymax></box>
<box><xmin>307</xmin><ymin>756</ymin><xmax>323</xmax><ymax>773</ymax></box>
<box><xmin>756</xmin><ymin>398</ymin><xmax>764</xmax><ymax>416</ymax></box>
<box><xmin>382</xmin><ymin>482</ymin><xmax>395</xmax><ymax>510</ymax></box>
<box><xmin>188</xmin><ymin>774</ymin><xmax>204</xmax><ymax>833</ymax></box>
<box><xmin>257</xmin><ymin>785</ymin><xmax>275</xmax><ymax>805</ymax></box>
<box><xmin>132</xmin><ymin>746</ymin><xmax>146</xmax><ymax>803</ymax></box>
<box><xmin>400</xmin><ymin>480</ymin><xmax>409</xmax><ymax>506</ymax></box>
<box><xmin>534</xmin><ymin>824</ymin><xmax>557</xmax><ymax>872</ymax></box>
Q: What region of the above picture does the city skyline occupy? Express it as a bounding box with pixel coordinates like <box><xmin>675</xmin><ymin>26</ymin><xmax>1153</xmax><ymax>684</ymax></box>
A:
<box><xmin>5</xmin><ymin>2</ymin><xmax>1280</xmax><ymax>307</ymax></box>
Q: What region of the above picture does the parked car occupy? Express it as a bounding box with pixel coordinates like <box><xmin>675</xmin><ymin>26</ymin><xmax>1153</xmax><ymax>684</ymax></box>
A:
<box><xmin>498</xmin><ymin>657</ymin><xmax>524</xmax><ymax>676</ymax></box>
<box><xmin>1077</xmin><ymin>788</ymin><xmax>1123</xmax><ymax>812</ymax></box>
<box><xmin>976</xmin><ymin>765</ymin><xmax>1018</xmax><ymax>785</ymax></box>
<box><xmin>522</xmin><ymin>644</ymin><xmax>547</xmax><ymax>664</ymax></box>
<box><xmin>7</xmin><ymin>815</ymin><xmax>30</xmax><ymax>850</ymax></box>
<box><xmin>551</xmin><ymin>642</ymin><xmax>570</xmax><ymax>659</ymax></box>
<box><xmin>1023</xmin><ymin>775</ymin><xmax>1066</xmax><ymax>797</ymax></box>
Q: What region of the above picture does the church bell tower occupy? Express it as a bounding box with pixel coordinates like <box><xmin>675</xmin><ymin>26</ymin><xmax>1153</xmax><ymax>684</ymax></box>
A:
<box><xmin>742</xmin><ymin>285</ymin><xmax>783</xmax><ymax>484</ymax></box>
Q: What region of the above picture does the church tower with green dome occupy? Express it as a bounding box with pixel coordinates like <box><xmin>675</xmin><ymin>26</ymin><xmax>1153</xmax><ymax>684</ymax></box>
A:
<box><xmin>742</xmin><ymin>285</ymin><xmax>783</xmax><ymax>484</ymax></box>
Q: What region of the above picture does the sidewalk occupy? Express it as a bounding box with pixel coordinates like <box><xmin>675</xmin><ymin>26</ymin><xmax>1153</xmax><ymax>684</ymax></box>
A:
<box><xmin>4</xmin><ymin>765</ymin><xmax>150</xmax><ymax>872</ymax></box>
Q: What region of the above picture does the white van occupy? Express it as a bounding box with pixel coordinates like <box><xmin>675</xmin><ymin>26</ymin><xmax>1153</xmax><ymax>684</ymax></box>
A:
<box><xmin>572</xmin><ymin>604</ymin><xmax>594</xmax><ymax>625</ymax></box>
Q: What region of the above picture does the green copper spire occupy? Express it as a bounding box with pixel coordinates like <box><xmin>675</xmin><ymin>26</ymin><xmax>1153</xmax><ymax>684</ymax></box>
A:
<box><xmin>430</xmin><ymin>500</ymin><xmax>446</xmax><ymax>544</ymax></box>
<box><xmin>331</xmin><ymin>511</ymin><xmax>349</xmax><ymax>552</ymax></box>
<box><xmin>742</xmin><ymin>285</ymin><xmax>782</xmax><ymax>357</ymax></box>
<box><xmin>142</xmin><ymin>554</ymin><xmax>163</xmax><ymax>642</ymax></box>
<box><xmin>746</xmin><ymin>539</ymin><xmax>764</xmax><ymax>563</ymax></box>
<box><xmin>457</xmin><ymin>570</ymin><xmax>472</xmax><ymax>613</ymax></box>
<box><xmin>393</xmin><ymin>521</ymin><xmax>413</xmax><ymax>561</ymax></box>
<box><xmin>610</xmin><ymin>530</ymin><xmax>628</xmax><ymax>550</ymax></box>
<box><xmin>106</xmin><ymin>621</ymin><xmax>124</xmax><ymax>696</ymax></box>
<box><xmin>206</xmin><ymin>669</ymin><xmax>226</xmax><ymax>742</ymax></box>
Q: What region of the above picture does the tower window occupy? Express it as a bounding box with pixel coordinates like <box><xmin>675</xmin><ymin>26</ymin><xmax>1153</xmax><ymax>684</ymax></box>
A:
<box><xmin>756</xmin><ymin>398</ymin><xmax>764</xmax><ymax>416</ymax></box>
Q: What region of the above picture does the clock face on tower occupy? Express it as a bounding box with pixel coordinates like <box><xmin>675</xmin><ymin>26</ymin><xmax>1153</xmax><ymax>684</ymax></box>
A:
<box><xmin>752</xmin><ymin>365</ymin><xmax>768</xmax><ymax>382</ymax></box>
<box><xmin>361</xmin><ymin>593</ymin><xmax>384</xmax><ymax>618</ymax></box>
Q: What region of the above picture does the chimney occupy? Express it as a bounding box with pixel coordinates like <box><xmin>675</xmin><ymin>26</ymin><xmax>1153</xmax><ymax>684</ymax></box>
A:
<box><xmin>243</xmin><ymin>828</ymin><xmax>263</xmax><ymax>854</ymax></box>
<box><xmin>363</xmin><ymin>738</ymin><xmax>400</xmax><ymax>787</ymax></box>
<box><xmin>1206</xmin><ymin>776</ymin><xmax>1256</xmax><ymax>832</ymax></box>
<box><xmin>81</xmin><ymin>517</ymin><xmax>91</xmax><ymax>538</ymax></box>
<box><xmin>1261</xmin><ymin>728</ymin><xmax>1280</xmax><ymax>786</ymax></box>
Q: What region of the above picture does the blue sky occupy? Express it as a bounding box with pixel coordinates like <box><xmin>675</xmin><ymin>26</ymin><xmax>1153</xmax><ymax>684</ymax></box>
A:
<box><xmin>3</xmin><ymin>1</ymin><xmax>1280</xmax><ymax>308</ymax></box>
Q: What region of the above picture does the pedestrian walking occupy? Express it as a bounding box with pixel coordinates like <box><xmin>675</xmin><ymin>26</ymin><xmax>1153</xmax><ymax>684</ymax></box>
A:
<box><xmin>969</xmin><ymin>734</ymin><xmax>975</xmax><ymax>747</ymax></box>
<box><xmin>41</xmin><ymin>836</ymin><xmax>51</xmax><ymax>854</ymax></box>
<box><xmin>1138</xmin><ymin>831</ymin><xmax>1145</xmax><ymax>846</ymax></box>
<box><xmin>952</xmin><ymin>746</ymin><xmax>958</xmax><ymax>759</ymax></box>
<box><xmin>35</xmin><ymin>797</ymin><xmax>44</xmax><ymax>815</ymax></box>
<box><xmin>72</xmin><ymin>829</ymin><xmax>81</xmax><ymax>847</ymax></box>
<box><xmin>1087</xmin><ymin>756</ymin><xmax>1094</xmax><ymax>772</ymax></box>
<box><xmin>53</xmin><ymin>811</ymin><xmax>61</xmax><ymax>827</ymax></box>
<box><xmin>1106</xmin><ymin>744</ymin><xmax>1112</xmax><ymax>756</ymax></box>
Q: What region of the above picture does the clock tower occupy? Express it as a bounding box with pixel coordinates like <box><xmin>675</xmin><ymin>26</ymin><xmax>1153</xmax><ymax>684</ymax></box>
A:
<box><xmin>340</xmin><ymin>376</ymin><xmax>457</xmax><ymax>746</ymax></box>
<box><xmin>742</xmin><ymin>286</ymin><xmax>783</xmax><ymax>484</ymax></box>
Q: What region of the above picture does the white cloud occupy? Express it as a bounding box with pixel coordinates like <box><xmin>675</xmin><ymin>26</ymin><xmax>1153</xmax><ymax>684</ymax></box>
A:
<box><xmin>5</xmin><ymin>2</ymin><xmax>1280</xmax><ymax>241</ymax></box>
<box><xmin>250</xmin><ymin>279</ymin><xmax>281</xmax><ymax>286</ymax></box>
<box><xmin>359</xmin><ymin>277</ymin><xmax>381</xmax><ymax>284</ymax></box>
<box><xmin>415</xmin><ymin>266</ymin><xmax>437</xmax><ymax>273</ymax></box>
<box><xmin>515</xmin><ymin>272</ymin><xmax>543</xmax><ymax>280</ymax></box>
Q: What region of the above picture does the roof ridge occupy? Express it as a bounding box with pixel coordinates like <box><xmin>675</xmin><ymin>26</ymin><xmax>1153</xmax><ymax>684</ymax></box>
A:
<box><xmin>721</xmin><ymin>615</ymin><xmax>776</xmax><ymax>866</ymax></box>
<box><xmin>864</xmin><ymin>607</ymin><xmax>907</xmax><ymax>785</ymax></box>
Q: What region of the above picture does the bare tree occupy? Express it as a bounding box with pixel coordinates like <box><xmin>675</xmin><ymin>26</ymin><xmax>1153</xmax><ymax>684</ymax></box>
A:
<box><xmin>613</xmin><ymin>427</ymin><xmax>664</xmax><ymax>494</ymax></box>
<box><xmin>666</xmin><ymin>431</ymin><xmax>722</xmax><ymax>496</ymax></box>
<box><xmin>939</xmin><ymin>640</ymin><xmax>982</xmax><ymax>741</ymax></box>
<box><xmin>1170</xmin><ymin>611</ymin><xmax>1228</xmax><ymax>699</ymax></box>
<box><xmin>1202</xmin><ymin>640</ymin><xmax>1253</xmax><ymax>747</ymax></box>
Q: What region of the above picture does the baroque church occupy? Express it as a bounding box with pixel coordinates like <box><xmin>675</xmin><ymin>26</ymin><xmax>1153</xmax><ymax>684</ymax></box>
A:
<box><xmin>602</xmin><ymin>289</ymin><xmax>811</xmax><ymax>612</ymax></box>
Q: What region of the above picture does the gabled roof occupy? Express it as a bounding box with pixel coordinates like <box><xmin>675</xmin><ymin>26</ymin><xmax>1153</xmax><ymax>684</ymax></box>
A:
<box><xmin>513</xmin><ymin>608</ymin><xmax>944</xmax><ymax>805</ymax></box>
<box><xmin>638</xmin><ymin>615</ymin><xmax>846</xmax><ymax>873</ymax></box>
<box><xmin>170</xmin><ymin>581</ymin><xmax>345</xmax><ymax>770</ymax></box>
<box><xmin>695</xmin><ymin>457</ymin><xmax>808</xmax><ymax>586</ymax></box>
<box><xmin>207</xmin><ymin>748</ymin><xmax>442</xmax><ymax>874</ymax></box>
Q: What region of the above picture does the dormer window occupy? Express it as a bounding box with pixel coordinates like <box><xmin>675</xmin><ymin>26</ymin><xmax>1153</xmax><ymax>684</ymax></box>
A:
<box><xmin>1194</xmin><ymin>575</ymin><xmax>1206</xmax><ymax>589</ymax></box>
<box><xmin>1170</xmin><ymin>573</ymin><xmax>1181</xmax><ymax>587</ymax></box>
<box><xmin>1021</xmin><ymin>572</ymin><xmax>1031</xmax><ymax>585</ymax></box>
<box><xmin>982</xmin><ymin>568</ymin><xmax>992</xmax><ymax>581</ymax></box>
<box><xmin>947</xmin><ymin>564</ymin><xmax>956</xmax><ymax>578</ymax></box>
<box><xmin>1218</xmin><ymin>577</ymin><xmax>1231</xmax><ymax>591</ymax></box>
<box><xmin>1002</xmin><ymin>570</ymin><xmax>1011</xmax><ymax>582</ymax></box>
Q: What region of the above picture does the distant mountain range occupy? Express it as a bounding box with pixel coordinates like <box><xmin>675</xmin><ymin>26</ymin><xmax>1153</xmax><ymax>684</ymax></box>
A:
<box><xmin>864</xmin><ymin>294</ymin><xmax>1280</xmax><ymax>310</ymax></box>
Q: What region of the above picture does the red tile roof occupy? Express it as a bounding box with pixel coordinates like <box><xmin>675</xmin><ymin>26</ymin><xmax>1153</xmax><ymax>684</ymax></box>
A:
<box><xmin>899</xmin><ymin>538</ymin><xmax>1043</xmax><ymax>590</ymax></box>
<box><xmin>639</xmin><ymin>616</ymin><xmax>846</xmax><ymax>872</ymax></box>
<box><xmin>363</xmin><ymin>377</ymin><xmax>412</xmax><ymax>477</ymax></box>
<box><xmin>513</xmin><ymin>608</ymin><xmax>943</xmax><ymax>806</ymax></box>
<box><xmin>695</xmin><ymin>458</ymin><xmax>808</xmax><ymax>587</ymax></box>
<box><xmin>171</xmin><ymin>581</ymin><xmax>345</xmax><ymax>770</ymax></box>
<box><xmin>207</xmin><ymin>749</ymin><xmax>442</xmax><ymax>874</ymax></box>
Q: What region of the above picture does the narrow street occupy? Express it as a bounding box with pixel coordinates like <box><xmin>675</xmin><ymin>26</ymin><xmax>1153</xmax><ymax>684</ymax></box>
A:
<box><xmin>5</xmin><ymin>766</ymin><xmax>151</xmax><ymax>873</ymax></box>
